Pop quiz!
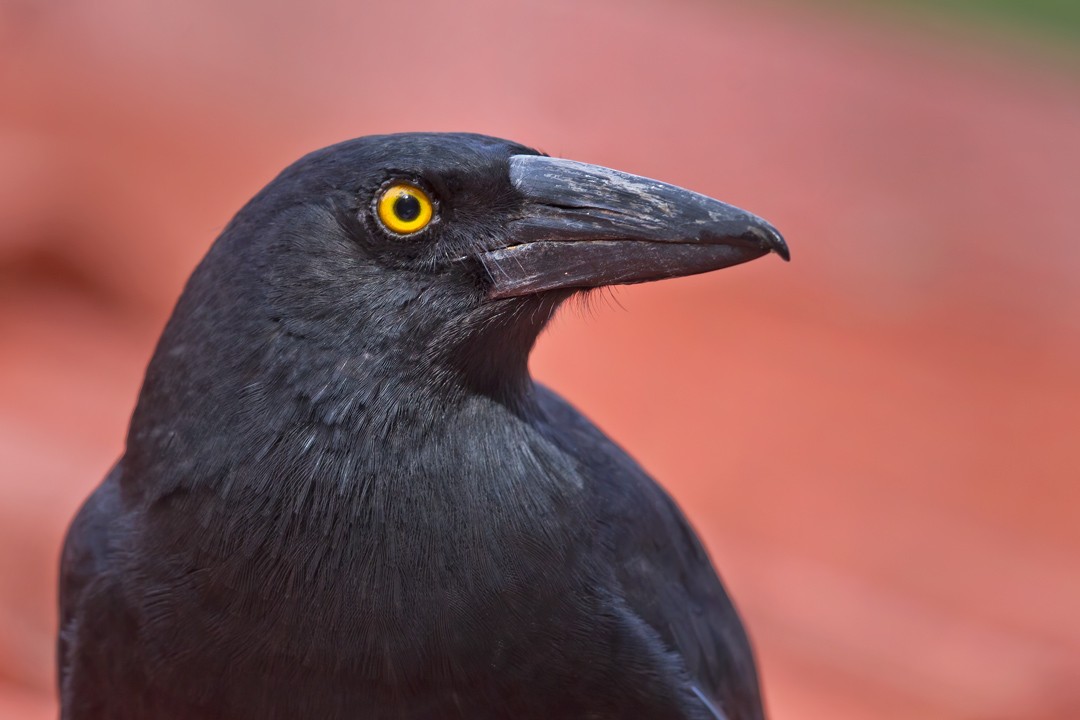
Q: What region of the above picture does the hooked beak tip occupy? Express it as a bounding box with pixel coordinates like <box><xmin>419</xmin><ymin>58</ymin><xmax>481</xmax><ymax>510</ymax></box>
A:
<box><xmin>746</xmin><ymin>224</ymin><xmax>790</xmax><ymax>262</ymax></box>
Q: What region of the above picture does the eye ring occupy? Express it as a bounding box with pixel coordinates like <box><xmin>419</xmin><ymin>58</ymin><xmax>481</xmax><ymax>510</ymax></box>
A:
<box><xmin>375</xmin><ymin>182</ymin><xmax>435</xmax><ymax>235</ymax></box>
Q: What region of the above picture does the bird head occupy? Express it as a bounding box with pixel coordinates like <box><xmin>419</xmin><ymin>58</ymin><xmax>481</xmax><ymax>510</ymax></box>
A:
<box><xmin>147</xmin><ymin>133</ymin><xmax>786</xmax><ymax>420</ymax></box>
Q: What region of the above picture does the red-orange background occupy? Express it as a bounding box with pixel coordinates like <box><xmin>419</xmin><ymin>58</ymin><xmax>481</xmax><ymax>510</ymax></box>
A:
<box><xmin>2</xmin><ymin>1</ymin><xmax>1078</xmax><ymax>718</ymax></box>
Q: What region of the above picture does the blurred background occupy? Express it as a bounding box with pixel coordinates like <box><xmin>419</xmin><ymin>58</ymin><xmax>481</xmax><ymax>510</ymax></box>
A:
<box><xmin>2</xmin><ymin>0</ymin><xmax>1078</xmax><ymax>717</ymax></box>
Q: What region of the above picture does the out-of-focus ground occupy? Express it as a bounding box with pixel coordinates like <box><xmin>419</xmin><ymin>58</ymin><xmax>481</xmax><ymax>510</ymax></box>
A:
<box><xmin>2</xmin><ymin>1</ymin><xmax>1078</xmax><ymax>718</ymax></box>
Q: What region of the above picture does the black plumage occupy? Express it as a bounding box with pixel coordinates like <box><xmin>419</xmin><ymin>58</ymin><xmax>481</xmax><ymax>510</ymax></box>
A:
<box><xmin>59</xmin><ymin>133</ymin><xmax>787</xmax><ymax>720</ymax></box>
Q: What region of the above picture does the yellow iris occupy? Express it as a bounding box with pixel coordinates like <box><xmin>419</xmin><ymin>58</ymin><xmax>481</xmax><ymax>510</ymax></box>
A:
<box><xmin>376</xmin><ymin>183</ymin><xmax>434</xmax><ymax>235</ymax></box>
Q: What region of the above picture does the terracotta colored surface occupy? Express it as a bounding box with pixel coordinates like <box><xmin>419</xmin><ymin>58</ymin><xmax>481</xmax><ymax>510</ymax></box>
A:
<box><xmin>2</xmin><ymin>1</ymin><xmax>1078</xmax><ymax>717</ymax></box>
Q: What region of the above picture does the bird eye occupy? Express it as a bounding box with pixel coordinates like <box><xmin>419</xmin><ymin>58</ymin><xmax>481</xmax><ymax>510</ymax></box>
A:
<box><xmin>376</xmin><ymin>183</ymin><xmax>435</xmax><ymax>235</ymax></box>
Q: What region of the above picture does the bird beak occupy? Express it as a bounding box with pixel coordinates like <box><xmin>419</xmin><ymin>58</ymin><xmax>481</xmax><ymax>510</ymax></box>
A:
<box><xmin>480</xmin><ymin>155</ymin><xmax>788</xmax><ymax>299</ymax></box>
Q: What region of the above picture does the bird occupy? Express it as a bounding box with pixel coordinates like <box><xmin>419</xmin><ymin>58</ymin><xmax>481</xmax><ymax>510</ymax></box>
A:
<box><xmin>58</xmin><ymin>132</ymin><xmax>788</xmax><ymax>720</ymax></box>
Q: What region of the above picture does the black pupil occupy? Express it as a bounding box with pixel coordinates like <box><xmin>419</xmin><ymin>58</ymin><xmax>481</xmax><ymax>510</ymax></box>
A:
<box><xmin>393</xmin><ymin>193</ymin><xmax>422</xmax><ymax>222</ymax></box>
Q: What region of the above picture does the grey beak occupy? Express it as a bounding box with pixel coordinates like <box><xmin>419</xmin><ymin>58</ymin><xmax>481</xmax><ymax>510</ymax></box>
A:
<box><xmin>480</xmin><ymin>155</ymin><xmax>788</xmax><ymax>299</ymax></box>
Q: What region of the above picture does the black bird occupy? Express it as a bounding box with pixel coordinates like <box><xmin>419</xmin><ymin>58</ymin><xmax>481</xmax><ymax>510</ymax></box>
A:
<box><xmin>59</xmin><ymin>133</ymin><xmax>788</xmax><ymax>720</ymax></box>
